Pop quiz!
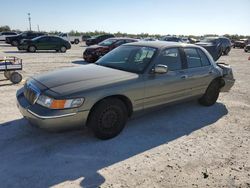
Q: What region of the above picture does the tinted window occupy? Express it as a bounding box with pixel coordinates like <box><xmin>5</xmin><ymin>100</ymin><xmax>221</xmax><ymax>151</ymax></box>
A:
<box><xmin>38</xmin><ymin>37</ymin><xmax>49</xmax><ymax>42</ymax></box>
<box><xmin>157</xmin><ymin>48</ymin><xmax>182</xmax><ymax>71</ymax></box>
<box><xmin>50</xmin><ymin>37</ymin><xmax>60</xmax><ymax>42</ymax></box>
<box><xmin>197</xmin><ymin>49</ymin><xmax>211</xmax><ymax>66</ymax></box>
<box><xmin>114</xmin><ymin>40</ymin><xmax>125</xmax><ymax>46</ymax></box>
<box><xmin>184</xmin><ymin>48</ymin><xmax>202</xmax><ymax>68</ymax></box>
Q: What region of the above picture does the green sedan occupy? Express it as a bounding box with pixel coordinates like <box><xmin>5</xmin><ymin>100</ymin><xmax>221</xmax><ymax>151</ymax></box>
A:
<box><xmin>17</xmin><ymin>36</ymin><xmax>71</xmax><ymax>53</ymax></box>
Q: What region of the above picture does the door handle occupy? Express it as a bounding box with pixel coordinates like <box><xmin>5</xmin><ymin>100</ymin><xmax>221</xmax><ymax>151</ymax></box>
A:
<box><xmin>181</xmin><ymin>75</ymin><xmax>188</xmax><ymax>79</ymax></box>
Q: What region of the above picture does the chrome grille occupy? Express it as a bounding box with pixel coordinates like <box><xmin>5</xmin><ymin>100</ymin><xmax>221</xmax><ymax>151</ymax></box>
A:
<box><xmin>24</xmin><ymin>82</ymin><xmax>40</xmax><ymax>104</ymax></box>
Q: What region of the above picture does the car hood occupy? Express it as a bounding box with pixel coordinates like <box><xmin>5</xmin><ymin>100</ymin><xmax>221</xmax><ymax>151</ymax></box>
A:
<box><xmin>31</xmin><ymin>64</ymin><xmax>138</xmax><ymax>96</ymax></box>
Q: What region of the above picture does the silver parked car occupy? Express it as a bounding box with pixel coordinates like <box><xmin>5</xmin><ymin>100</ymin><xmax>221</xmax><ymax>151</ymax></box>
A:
<box><xmin>16</xmin><ymin>41</ymin><xmax>235</xmax><ymax>139</ymax></box>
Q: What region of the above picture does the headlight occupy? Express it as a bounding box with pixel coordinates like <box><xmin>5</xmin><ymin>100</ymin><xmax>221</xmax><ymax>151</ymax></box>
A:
<box><xmin>36</xmin><ymin>95</ymin><xmax>84</xmax><ymax>109</ymax></box>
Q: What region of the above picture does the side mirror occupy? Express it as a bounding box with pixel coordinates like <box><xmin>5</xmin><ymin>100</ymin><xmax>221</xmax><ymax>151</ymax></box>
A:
<box><xmin>153</xmin><ymin>64</ymin><xmax>168</xmax><ymax>74</ymax></box>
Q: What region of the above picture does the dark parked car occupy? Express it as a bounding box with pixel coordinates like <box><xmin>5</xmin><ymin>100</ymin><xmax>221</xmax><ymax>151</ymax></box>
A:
<box><xmin>82</xmin><ymin>35</ymin><xmax>91</xmax><ymax>41</ymax></box>
<box><xmin>233</xmin><ymin>39</ymin><xmax>250</xmax><ymax>48</ymax></box>
<box><xmin>196</xmin><ymin>37</ymin><xmax>231</xmax><ymax>61</ymax></box>
<box><xmin>161</xmin><ymin>36</ymin><xmax>183</xmax><ymax>42</ymax></box>
<box><xmin>85</xmin><ymin>34</ymin><xmax>115</xmax><ymax>46</ymax></box>
<box><xmin>17</xmin><ymin>36</ymin><xmax>71</xmax><ymax>53</ymax></box>
<box><xmin>244</xmin><ymin>44</ymin><xmax>250</xmax><ymax>52</ymax></box>
<box><xmin>5</xmin><ymin>31</ymin><xmax>46</xmax><ymax>46</ymax></box>
<box><xmin>0</xmin><ymin>31</ymin><xmax>17</xmax><ymax>41</ymax></box>
<box><xmin>83</xmin><ymin>37</ymin><xmax>139</xmax><ymax>63</ymax></box>
<box><xmin>16</xmin><ymin>41</ymin><xmax>234</xmax><ymax>139</ymax></box>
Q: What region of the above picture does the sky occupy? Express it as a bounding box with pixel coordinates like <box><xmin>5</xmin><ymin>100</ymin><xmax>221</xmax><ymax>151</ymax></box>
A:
<box><xmin>1</xmin><ymin>0</ymin><xmax>249</xmax><ymax>36</ymax></box>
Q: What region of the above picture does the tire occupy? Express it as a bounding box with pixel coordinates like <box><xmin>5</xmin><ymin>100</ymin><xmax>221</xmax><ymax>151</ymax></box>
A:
<box><xmin>60</xmin><ymin>46</ymin><xmax>67</xmax><ymax>53</ymax></box>
<box><xmin>10</xmin><ymin>72</ymin><xmax>22</xmax><ymax>84</ymax></box>
<box><xmin>11</xmin><ymin>40</ymin><xmax>19</xmax><ymax>46</ymax></box>
<box><xmin>223</xmin><ymin>48</ymin><xmax>230</xmax><ymax>55</ymax></box>
<box><xmin>244</xmin><ymin>49</ymin><xmax>248</xmax><ymax>52</ymax></box>
<box><xmin>199</xmin><ymin>80</ymin><xmax>220</xmax><ymax>106</ymax></box>
<box><xmin>28</xmin><ymin>45</ymin><xmax>36</xmax><ymax>53</ymax></box>
<box><xmin>74</xmin><ymin>39</ymin><xmax>79</xmax><ymax>44</ymax></box>
<box><xmin>88</xmin><ymin>98</ymin><xmax>128</xmax><ymax>140</ymax></box>
<box><xmin>4</xmin><ymin>71</ymin><xmax>13</xmax><ymax>79</ymax></box>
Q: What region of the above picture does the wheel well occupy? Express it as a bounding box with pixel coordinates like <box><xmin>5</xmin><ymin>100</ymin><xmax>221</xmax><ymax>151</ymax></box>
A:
<box><xmin>88</xmin><ymin>95</ymin><xmax>133</xmax><ymax>120</ymax></box>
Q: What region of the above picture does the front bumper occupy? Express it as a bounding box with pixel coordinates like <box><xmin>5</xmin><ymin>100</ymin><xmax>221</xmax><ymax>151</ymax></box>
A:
<box><xmin>16</xmin><ymin>88</ymin><xmax>89</xmax><ymax>131</ymax></box>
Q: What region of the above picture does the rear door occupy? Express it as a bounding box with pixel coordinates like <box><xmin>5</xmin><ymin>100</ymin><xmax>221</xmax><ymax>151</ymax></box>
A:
<box><xmin>182</xmin><ymin>47</ymin><xmax>215</xmax><ymax>96</ymax></box>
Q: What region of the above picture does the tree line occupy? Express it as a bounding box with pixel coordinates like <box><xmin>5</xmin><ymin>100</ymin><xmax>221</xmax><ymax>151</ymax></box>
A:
<box><xmin>1</xmin><ymin>25</ymin><xmax>249</xmax><ymax>41</ymax></box>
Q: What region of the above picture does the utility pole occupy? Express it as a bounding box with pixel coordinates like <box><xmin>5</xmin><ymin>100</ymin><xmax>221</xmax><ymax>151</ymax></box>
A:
<box><xmin>37</xmin><ymin>25</ymin><xmax>40</xmax><ymax>32</ymax></box>
<box><xmin>28</xmin><ymin>13</ymin><xmax>31</xmax><ymax>31</ymax></box>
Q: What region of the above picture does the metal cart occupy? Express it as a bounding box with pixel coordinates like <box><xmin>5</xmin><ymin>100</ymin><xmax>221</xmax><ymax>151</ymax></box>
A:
<box><xmin>0</xmin><ymin>56</ymin><xmax>23</xmax><ymax>84</ymax></box>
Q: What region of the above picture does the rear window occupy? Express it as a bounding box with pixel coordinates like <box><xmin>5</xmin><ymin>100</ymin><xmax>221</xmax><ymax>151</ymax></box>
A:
<box><xmin>184</xmin><ymin>48</ymin><xmax>202</xmax><ymax>68</ymax></box>
<box><xmin>197</xmin><ymin>49</ymin><xmax>211</xmax><ymax>66</ymax></box>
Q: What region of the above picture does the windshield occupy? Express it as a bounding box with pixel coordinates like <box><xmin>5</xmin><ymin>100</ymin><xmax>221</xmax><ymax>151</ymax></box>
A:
<box><xmin>99</xmin><ymin>39</ymin><xmax>117</xmax><ymax>46</ymax></box>
<box><xmin>32</xmin><ymin>36</ymin><xmax>43</xmax><ymax>41</ymax></box>
<box><xmin>96</xmin><ymin>45</ymin><xmax>156</xmax><ymax>73</ymax></box>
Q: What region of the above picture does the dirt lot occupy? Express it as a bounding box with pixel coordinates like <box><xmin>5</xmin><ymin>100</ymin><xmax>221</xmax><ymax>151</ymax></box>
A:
<box><xmin>0</xmin><ymin>42</ymin><xmax>249</xmax><ymax>188</ymax></box>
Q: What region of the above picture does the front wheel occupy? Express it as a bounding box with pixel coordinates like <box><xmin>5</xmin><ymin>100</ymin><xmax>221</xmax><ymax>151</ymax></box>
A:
<box><xmin>11</xmin><ymin>40</ymin><xmax>19</xmax><ymax>46</ymax></box>
<box><xmin>28</xmin><ymin>45</ymin><xmax>36</xmax><ymax>52</ymax></box>
<box><xmin>74</xmin><ymin>39</ymin><xmax>79</xmax><ymax>44</ymax></box>
<box><xmin>199</xmin><ymin>80</ymin><xmax>220</xmax><ymax>106</ymax></box>
<box><xmin>88</xmin><ymin>98</ymin><xmax>128</xmax><ymax>140</ymax></box>
<box><xmin>60</xmin><ymin>46</ymin><xmax>67</xmax><ymax>53</ymax></box>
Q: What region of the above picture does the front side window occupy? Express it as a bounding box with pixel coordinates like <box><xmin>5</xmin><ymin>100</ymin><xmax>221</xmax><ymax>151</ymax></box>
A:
<box><xmin>156</xmin><ymin>48</ymin><xmax>182</xmax><ymax>71</ymax></box>
<box><xmin>96</xmin><ymin>45</ymin><xmax>156</xmax><ymax>73</ymax></box>
<box><xmin>184</xmin><ymin>48</ymin><xmax>202</xmax><ymax>68</ymax></box>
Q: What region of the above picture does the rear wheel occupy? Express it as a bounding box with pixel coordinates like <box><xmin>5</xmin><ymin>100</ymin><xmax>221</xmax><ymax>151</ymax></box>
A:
<box><xmin>223</xmin><ymin>48</ymin><xmax>230</xmax><ymax>55</ymax></box>
<box><xmin>199</xmin><ymin>80</ymin><xmax>220</xmax><ymax>106</ymax></box>
<box><xmin>88</xmin><ymin>98</ymin><xmax>128</xmax><ymax>140</ymax></box>
<box><xmin>60</xmin><ymin>46</ymin><xmax>67</xmax><ymax>53</ymax></box>
<box><xmin>28</xmin><ymin>45</ymin><xmax>36</xmax><ymax>52</ymax></box>
<box><xmin>10</xmin><ymin>72</ymin><xmax>22</xmax><ymax>84</ymax></box>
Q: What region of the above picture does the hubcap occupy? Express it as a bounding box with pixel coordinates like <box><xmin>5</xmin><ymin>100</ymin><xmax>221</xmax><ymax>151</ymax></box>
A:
<box><xmin>100</xmin><ymin>110</ymin><xmax>118</xmax><ymax>129</ymax></box>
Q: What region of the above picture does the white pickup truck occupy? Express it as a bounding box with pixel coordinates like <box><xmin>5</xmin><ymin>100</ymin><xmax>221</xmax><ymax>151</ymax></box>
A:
<box><xmin>58</xmin><ymin>33</ymin><xmax>81</xmax><ymax>44</ymax></box>
<box><xmin>0</xmin><ymin>32</ymin><xmax>17</xmax><ymax>41</ymax></box>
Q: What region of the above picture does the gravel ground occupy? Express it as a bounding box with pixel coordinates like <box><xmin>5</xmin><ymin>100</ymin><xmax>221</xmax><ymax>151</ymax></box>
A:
<box><xmin>0</xmin><ymin>42</ymin><xmax>249</xmax><ymax>188</ymax></box>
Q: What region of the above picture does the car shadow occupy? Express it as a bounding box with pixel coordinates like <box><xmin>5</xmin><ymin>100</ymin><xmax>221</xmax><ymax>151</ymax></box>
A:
<box><xmin>71</xmin><ymin>60</ymin><xmax>89</xmax><ymax>65</ymax></box>
<box><xmin>0</xmin><ymin>101</ymin><xmax>228</xmax><ymax>187</ymax></box>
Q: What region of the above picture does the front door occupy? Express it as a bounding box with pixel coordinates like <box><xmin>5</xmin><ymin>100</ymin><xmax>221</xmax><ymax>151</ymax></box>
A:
<box><xmin>144</xmin><ymin>48</ymin><xmax>191</xmax><ymax>109</ymax></box>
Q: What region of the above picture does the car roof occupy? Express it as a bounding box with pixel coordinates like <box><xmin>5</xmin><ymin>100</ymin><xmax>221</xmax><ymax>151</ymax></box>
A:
<box><xmin>108</xmin><ymin>37</ymin><xmax>138</xmax><ymax>41</ymax></box>
<box><xmin>123</xmin><ymin>41</ymin><xmax>197</xmax><ymax>49</ymax></box>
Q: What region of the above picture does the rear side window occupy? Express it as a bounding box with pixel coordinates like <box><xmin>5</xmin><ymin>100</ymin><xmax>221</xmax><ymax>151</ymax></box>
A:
<box><xmin>197</xmin><ymin>49</ymin><xmax>211</xmax><ymax>66</ymax></box>
<box><xmin>184</xmin><ymin>48</ymin><xmax>202</xmax><ymax>68</ymax></box>
<box><xmin>157</xmin><ymin>48</ymin><xmax>182</xmax><ymax>71</ymax></box>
